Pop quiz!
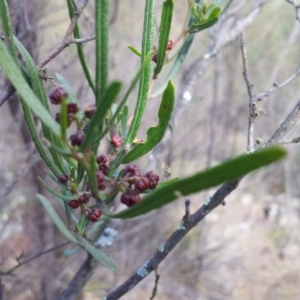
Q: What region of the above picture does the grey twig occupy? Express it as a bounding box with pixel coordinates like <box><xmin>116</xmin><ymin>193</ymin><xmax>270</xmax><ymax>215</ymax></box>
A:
<box><xmin>149</xmin><ymin>269</ymin><xmax>160</xmax><ymax>300</ymax></box>
<box><xmin>265</xmin><ymin>100</ymin><xmax>300</xmax><ymax>146</ymax></box>
<box><xmin>256</xmin><ymin>64</ymin><xmax>300</xmax><ymax>100</ymax></box>
<box><xmin>58</xmin><ymin>253</ymin><xmax>100</xmax><ymax>300</ymax></box>
<box><xmin>286</xmin><ymin>0</ymin><xmax>300</xmax><ymax>22</ymax></box>
<box><xmin>240</xmin><ymin>33</ymin><xmax>255</xmax><ymax>151</ymax></box>
<box><xmin>38</xmin><ymin>0</ymin><xmax>89</xmax><ymax>68</ymax></box>
<box><xmin>105</xmin><ymin>180</ymin><xmax>241</xmax><ymax>300</ymax></box>
<box><xmin>0</xmin><ymin>242</ymin><xmax>69</xmax><ymax>276</ymax></box>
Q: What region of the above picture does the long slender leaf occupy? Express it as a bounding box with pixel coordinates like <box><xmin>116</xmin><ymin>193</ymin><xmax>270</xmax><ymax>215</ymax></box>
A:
<box><xmin>14</xmin><ymin>37</ymin><xmax>67</xmax><ymax>174</ymax></box>
<box><xmin>38</xmin><ymin>177</ymin><xmax>78</xmax><ymax>201</ymax></box>
<box><xmin>80</xmin><ymin>81</ymin><xmax>122</xmax><ymax>151</ymax></box>
<box><xmin>153</xmin><ymin>0</ymin><xmax>174</xmax><ymax>77</ymax></box>
<box><xmin>97</xmin><ymin>52</ymin><xmax>153</xmax><ymax>145</ymax></box>
<box><xmin>77</xmin><ymin>236</ymin><xmax>117</xmax><ymax>271</ymax></box>
<box><xmin>76</xmin><ymin>215</ymin><xmax>89</xmax><ymax>236</ymax></box>
<box><xmin>111</xmin><ymin>147</ymin><xmax>287</xmax><ymax>218</ymax></box>
<box><xmin>120</xmin><ymin>106</ymin><xmax>128</xmax><ymax>138</ymax></box>
<box><xmin>151</xmin><ymin>0</ymin><xmax>201</xmax><ymax>97</ymax></box>
<box><xmin>128</xmin><ymin>45</ymin><xmax>142</xmax><ymax>57</ymax></box>
<box><xmin>123</xmin><ymin>80</ymin><xmax>175</xmax><ymax>163</ymax></box>
<box><xmin>95</xmin><ymin>0</ymin><xmax>109</xmax><ymax>105</ymax></box>
<box><xmin>189</xmin><ymin>17</ymin><xmax>219</xmax><ymax>34</ymax></box>
<box><xmin>0</xmin><ymin>0</ymin><xmax>18</xmax><ymax>64</ymax></box>
<box><xmin>109</xmin><ymin>0</ymin><xmax>155</xmax><ymax>174</ymax></box>
<box><xmin>151</xmin><ymin>34</ymin><xmax>194</xmax><ymax>97</ymax></box>
<box><xmin>37</xmin><ymin>194</ymin><xmax>78</xmax><ymax>244</ymax></box>
<box><xmin>0</xmin><ymin>41</ymin><xmax>61</xmax><ymax>136</ymax></box>
<box><xmin>66</xmin><ymin>0</ymin><xmax>95</xmax><ymax>93</ymax></box>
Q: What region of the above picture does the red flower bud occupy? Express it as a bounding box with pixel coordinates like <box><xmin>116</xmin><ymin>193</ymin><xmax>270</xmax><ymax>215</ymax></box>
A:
<box><xmin>68</xmin><ymin>199</ymin><xmax>80</xmax><ymax>209</ymax></box>
<box><xmin>135</xmin><ymin>177</ymin><xmax>150</xmax><ymax>192</ymax></box>
<box><xmin>49</xmin><ymin>87</ymin><xmax>68</xmax><ymax>104</ymax></box>
<box><xmin>67</xmin><ymin>103</ymin><xmax>79</xmax><ymax>114</ymax></box>
<box><xmin>87</xmin><ymin>208</ymin><xmax>102</xmax><ymax>222</ymax></box>
<box><xmin>70</xmin><ymin>131</ymin><xmax>84</xmax><ymax>146</ymax></box>
<box><xmin>121</xmin><ymin>189</ymin><xmax>141</xmax><ymax>207</ymax></box>
<box><xmin>167</xmin><ymin>40</ymin><xmax>173</xmax><ymax>50</ymax></box>
<box><xmin>96</xmin><ymin>154</ymin><xmax>107</xmax><ymax>164</ymax></box>
<box><xmin>96</xmin><ymin>171</ymin><xmax>107</xmax><ymax>190</ymax></box>
<box><xmin>58</xmin><ymin>174</ymin><xmax>69</xmax><ymax>184</ymax></box>
<box><xmin>111</xmin><ymin>135</ymin><xmax>123</xmax><ymax>148</ymax></box>
<box><xmin>84</xmin><ymin>104</ymin><xmax>96</xmax><ymax>119</ymax></box>
<box><xmin>145</xmin><ymin>171</ymin><xmax>159</xmax><ymax>189</ymax></box>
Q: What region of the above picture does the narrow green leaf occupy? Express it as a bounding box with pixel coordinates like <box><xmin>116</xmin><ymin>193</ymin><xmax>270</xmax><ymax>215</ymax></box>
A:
<box><xmin>0</xmin><ymin>0</ymin><xmax>18</xmax><ymax>64</ymax></box>
<box><xmin>66</xmin><ymin>0</ymin><xmax>95</xmax><ymax>93</ymax></box>
<box><xmin>151</xmin><ymin>0</ymin><xmax>201</xmax><ymax>97</ymax></box>
<box><xmin>153</xmin><ymin>0</ymin><xmax>174</xmax><ymax>77</ymax></box>
<box><xmin>76</xmin><ymin>215</ymin><xmax>89</xmax><ymax>236</ymax></box>
<box><xmin>109</xmin><ymin>0</ymin><xmax>155</xmax><ymax>174</ymax></box>
<box><xmin>80</xmin><ymin>81</ymin><xmax>122</xmax><ymax>151</ymax></box>
<box><xmin>123</xmin><ymin>80</ymin><xmax>175</xmax><ymax>163</ymax></box>
<box><xmin>14</xmin><ymin>37</ymin><xmax>67</xmax><ymax>174</ymax></box>
<box><xmin>0</xmin><ymin>41</ymin><xmax>61</xmax><ymax>136</ymax></box>
<box><xmin>0</xmin><ymin>42</ymin><xmax>61</xmax><ymax>176</ymax></box>
<box><xmin>38</xmin><ymin>177</ymin><xmax>77</xmax><ymax>200</ymax></box>
<box><xmin>205</xmin><ymin>6</ymin><xmax>221</xmax><ymax>20</ymax></box>
<box><xmin>111</xmin><ymin>147</ymin><xmax>287</xmax><ymax>218</ymax></box>
<box><xmin>97</xmin><ymin>53</ymin><xmax>153</xmax><ymax>145</ymax></box>
<box><xmin>95</xmin><ymin>0</ymin><xmax>109</xmax><ymax>105</ymax></box>
<box><xmin>189</xmin><ymin>17</ymin><xmax>219</xmax><ymax>34</ymax></box>
<box><xmin>77</xmin><ymin>236</ymin><xmax>117</xmax><ymax>271</ymax></box>
<box><xmin>128</xmin><ymin>45</ymin><xmax>142</xmax><ymax>57</ymax></box>
<box><xmin>151</xmin><ymin>34</ymin><xmax>194</xmax><ymax>98</ymax></box>
<box><xmin>120</xmin><ymin>106</ymin><xmax>128</xmax><ymax>138</ymax></box>
<box><xmin>60</xmin><ymin>99</ymin><xmax>68</xmax><ymax>142</ymax></box>
<box><xmin>76</xmin><ymin>164</ymin><xmax>85</xmax><ymax>185</ymax></box>
<box><xmin>37</xmin><ymin>194</ymin><xmax>78</xmax><ymax>243</ymax></box>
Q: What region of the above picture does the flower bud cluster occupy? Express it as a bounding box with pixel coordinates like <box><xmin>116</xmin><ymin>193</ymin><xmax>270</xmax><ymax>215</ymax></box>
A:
<box><xmin>67</xmin><ymin>192</ymin><xmax>102</xmax><ymax>223</ymax></box>
<box><xmin>120</xmin><ymin>165</ymin><xmax>159</xmax><ymax>207</ymax></box>
<box><xmin>49</xmin><ymin>88</ymin><xmax>100</xmax><ymax>148</ymax></box>
<box><xmin>97</xmin><ymin>154</ymin><xmax>110</xmax><ymax>175</ymax></box>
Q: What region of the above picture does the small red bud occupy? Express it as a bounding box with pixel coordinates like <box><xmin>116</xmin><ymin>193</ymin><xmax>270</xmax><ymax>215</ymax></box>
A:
<box><xmin>167</xmin><ymin>40</ymin><xmax>173</xmax><ymax>50</ymax></box>
<box><xmin>49</xmin><ymin>87</ymin><xmax>68</xmax><ymax>105</ymax></box>
<box><xmin>70</xmin><ymin>131</ymin><xmax>84</xmax><ymax>146</ymax></box>
<box><xmin>58</xmin><ymin>174</ymin><xmax>69</xmax><ymax>184</ymax></box>
<box><xmin>96</xmin><ymin>154</ymin><xmax>107</xmax><ymax>164</ymax></box>
<box><xmin>96</xmin><ymin>171</ymin><xmax>107</xmax><ymax>190</ymax></box>
<box><xmin>152</xmin><ymin>53</ymin><xmax>158</xmax><ymax>63</ymax></box>
<box><xmin>68</xmin><ymin>199</ymin><xmax>80</xmax><ymax>209</ymax></box>
<box><xmin>87</xmin><ymin>208</ymin><xmax>102</xmax><ymax>222</ymax></box>
<box><xmin>121</xmin><ymin>189</ymin><xmax>141</xmax><ymax>207</ymax></box>
<box><xmin>111</xmin><ymin>135</ymin><xmax>123</xmax><ymax>148</ymax></box>
<box><xmin>145</xmin><ymin>171</ymin><xmax>159</xmax><ymax>189</ymax></box>
<box><xmin>84</xmin><ymin>104</ymin><xmax>96</xmax><ymax>119</ymax></box>
<box><xmin>135</xmin><ymin>177</ymin><xmax>150</xmax><ymax>192</ymax></box>
<box><xmin>67</xmin><ymin>103</ymin><xmax>79</xmax><ymax>114</ymax></box>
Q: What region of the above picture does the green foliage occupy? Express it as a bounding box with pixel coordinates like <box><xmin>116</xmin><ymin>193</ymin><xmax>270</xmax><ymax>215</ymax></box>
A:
<box><xmin>123</xmin><ymin>80</ymin><xmax>175</xmax><ymax>163</ymax></box>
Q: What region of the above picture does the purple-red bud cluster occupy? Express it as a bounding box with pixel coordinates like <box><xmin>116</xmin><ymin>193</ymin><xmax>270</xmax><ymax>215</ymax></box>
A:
<box><xmin>120</xmin><ymin>165</ymin><xmax>159</xmax><ymax>207</ymax></box>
